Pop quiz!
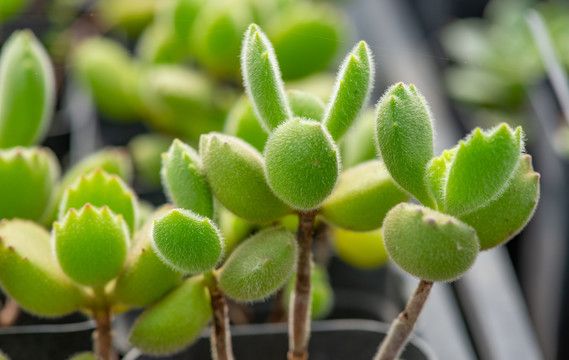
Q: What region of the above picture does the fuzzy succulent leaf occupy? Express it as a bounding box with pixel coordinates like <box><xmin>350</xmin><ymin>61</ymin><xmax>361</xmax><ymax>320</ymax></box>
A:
<box><xmin>129</xmin><ymin>276</ymin><xmax>212</xmax><ymax>355</ymax></box>
<box><xmin>383</xmin><ymin>203</ymin><xmax>479</xmax><ymax>282</ymax></box>
<box><xmin>264</xmin><ymin>118</ymin><xmax>340</xmax><ymax>210</ymax></box>
<box><xmin>241</xmin><ymin>24</ymin><xmax>292</xmax><ymax>131</ymax></box>
<box><xmin>375</xmin><ymin>83</ymin><xmax>435</xmax><ymax>208</ymax></box>
<box><xmin>59</xmin><ymin>170</ymin><xmax>139</xmax><ymax>233</ymax></box>
<box><xmin>324</xmin><ymin>41</ymin><xmax>374</xmax><ymax>141</ymax></box>
<box><xmin>161</xmin><ymin>139</ymin><xmax>213</xmax><ymax>218</ymax></box>
<box><xmin>332</xmin><ymin>227</ymin><xmax>389</xmax><ymax>269</ymax></box>
<box><xmin>53</xmin><ymin>205</ymin><xmax>130</xmax><ymax>287</ymax></box>
<box><xmin>152</xmin><ymin>208</ymin><xmax>224</xmax><ymax>273</ymax></box>
<box><xmin>224</xmin><ymin>95</ymin><xmax>269</xmax><ymax>153</ymax></box>
<box><xmin>200</xmin><ymin>133</ymin><xmax>290</xmax><ymax>223</ymax></box>
<box><xmin>128</xmin><ymin>133</ymin><xmax>172</xmax><ymax>187</ymax></box>
<box><xmin>0</xmin><ymin>30</ymin><xmax>55</xmax><ymax>148</ymax></box>
<box><xmin>321</xmin><ymin>160</ymin><xmax>409</xmax><ymax>231</ymax></box>
<box><xmin>444</xmin><ymin>124</ymin><xmax>523</xmax><ymax>215</ymax></box>
<box><xmin>219</xmin><ymin>227</ymin><xmax>297</xmax><ymax>302</ymax></box>
<box><xmin>268</xmin><ymin>3</ymin><xmax>343</xmax><ymax>80</ymax></box>
<box><xmin>340</xmin><ymin>109</ymin><xmax>378</xmax><ymax>169</ymax></box>
<box><xmin>0</xmin><ymin>219</ymin><xmax>85</xmax><ymax>316</ymax></box>
<box><xmin>71</xmin><ymin>37</ymin><xmax>139</xmax><ymax>120</ymax></box>
<box><xmin>459</xmin><ymin>155</ymin><xmax>540</xmax><ymax>250</ymax></box>
<box><xmin>288</xmin><ymin>89</ymin><xmax>325</xmax><ymax>122</ymax></box>
<box><xmin>284</xmin><ymin>264</ymin><xmax>333</xmax><ymax>320</ymax></box>
<box><xmin>113</xmin><ymin>206</ymin><xmax>183</xmax><ymax>307</ymax></box>
<box><xmin>425</xmin><ymin>149</ymin><xmax>456</xmax><ymax>210</ymax></box>
<box><xmin>0</xmin><ymin>147</ymin><xmax>59</xmax><ymax>222</ymax></box>
<box><xmin>217</xmin><ymin>206</ymin><xmax>254</xmax><ymax>257</ymax></box>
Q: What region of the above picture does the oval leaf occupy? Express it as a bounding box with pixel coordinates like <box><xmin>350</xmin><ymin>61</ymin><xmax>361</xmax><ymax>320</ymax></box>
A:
<box><xmin>332</xmin><ymin>227</ymin><xmax>389</xmax><ymax>269</ymax></box>
<box><xmin>0</xmin><ymin>219</ymin><xmax>85</xmax><ymax>316</ymax></box>
<box><xmin>129</xmin><ymin>276</ymin><xmax>212</xmax><ymax>355</ymax></box>
<box><xmin>288</xmin><ymin>89</ymin><xmax>325</xmax><ymax>122</ymax></box>
<box><xmin>321</xmin><ymin>160</ymin><xmax>409</xmax><ymax>231</ymax></box>
<box><xmin>264</xmin><ymin>118</ymin><xmax>340</xmax><ymax>210</ymax></box>
<box><xmin>241</xmin><ymin>24</ymin><xmax>292</xmax><ymax>131</ymax></box>
<box><xmin>200</xmin><ymin>133</ymin><xmax>290</xmax><ymax>223</ymax></box>
<box><xmin>383</xmin><ymin>203</ymin><xmax>479</xmax><ymax>282</ymax></box>
<box><xmin>152</xmin><ymin>208</ymin><xmax>224</xmax><ymax>273</ymax></box>
<box><xmin>219</xmin><ymin>227</ymin><xmax>297</xmax><ymax>301</ymax></box>
<box><xmin>324</xmin><ymin>41</ymin><xmax>374</xmax><ymax>141</ymax></box>
<box><xmin>375</xmin><ymin>83</ymin><xmax>435</xmax><ymax>208</ymax></box>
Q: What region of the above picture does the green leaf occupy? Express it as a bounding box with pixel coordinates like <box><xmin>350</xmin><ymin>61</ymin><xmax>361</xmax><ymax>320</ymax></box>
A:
<box><xmin>129</xmin><ymin>276</ymin><xmax>212</xmax><ymax>355</ymax></box>
<box><xmin>67</xmin><ymin>352</ymin><xmax>99</xmax><ymax>360</ymax></box>
<box><xmin>53</xmin><ymin>205</ymin><xmax>130</xmax><ymax>287</ymax></box>
<box><xmin>241</xmin><ymin>24</ymin><xmax>292</xmax><ymax>131</ymax></box>
<box><xmin>191</xmin><ymin>0</ymin><xmax>251</xmax><ymax>77</ymax></box>
<box><xmin>383</xmin><ymin>203</ymin><xmax>479</xmax><ymax>282</ymax></box>
<box><xmin>324</xmin><ymin>41</ymin><xmax>374</xmax><ymax>141</ymax></box>
<box><xmin>0</xmin><ymin>219</ymin><xmax>85</xmax><ymax>316</ymax></box>
<box><xmin>161</xmin><ymin>139</ymin><xmax>213</xmax><ymax>218</ymax></box>
<box><xmin>268</xmin><ymin>3</ymin><xmax>344</xmax><ymax>80</ymax></box>
<box><xmin>217</xmin><ymin>205</ymin><xmax>254</xmax><ymax>257</ymax></box>
<box><xmin>375</xmin><ymin>83</ymin><xmax>435</xmax><ymax>208</ymax></box>
<box><xmin>200</xmin><ymin>133</ymin><xmax>290</xmax><ymax>223</ymax></box>
<box><xmin>321</xmin><ymin>160</ymin><xmax>409</xmax><ymax>231</ymax></box>
<box><xmin>113</xmin><ymin>206</ymin><xmax>182</xmax><ymax>307</ymax></box>
<box><xmin>332</xmin><ymin>227</ymin><xmax>389</xmax><ymax>269</ymax></box>
<box><xmin>340</xmin><ymin>109</ymin><xmax>378</xmax><ymax>169</ymax></box>
<box><xmin>459</xmin><ymin>155</ymin><xmax>540</xmax><ymax>250</ymax></box>
<box><xmin>288</xmin><ymin>89</ymin><xmax>325</xmax><ymax>121</ymax></box>
<box><xmin>59</xmin><ymin>169</ymin><xmax>139</xmax><ymax>234</ymax></box>
<box><xmin>425</xmin><ymin>148</ymin><xmax>456</xmax><ymax>210</ymax></box>
<box><xmin>71</xmin><ymin>37</ymin><xmax>139</xmax><ymax>120</ymax></box>
<box><xmin>152</xmin><ymin>208</ymin><xmax>223</xmax><ymax>273</ymax></box>
<box><xmin>444</xmin><ymin>124</ymin><xmax>523</xmax><ymax>215</ymax></box>
<box><xmin>0</xmin><ymin>0</ymin><xmax>30</xmax><ymax>21</ymax></box>
<box><xmin>264</xmin><ymin>118</ymin><xmax>340</xmax><ymax>210</ymax></box>
<box><xmin>128</xmin><ymin>133</ymin><xmax>172</xmax><ymax>187</ymax></box>
<box><xmin>219</xmin><ymin>227</ymin><xmax>297</xmax><ymax>302</ymax></box>
<box><xmin>0</xmin><ymin>147</ymin><xmax>59</xmax><ymax>222</ymax></box>
<box><xmin>224</xmin><ymin>95</ymin><xmax>269</xmax><ymax>153</ymax></box>
<box><xmin>0</xmin><ymin>30</ymin><xmax>55</xmax><ymax>148</ymax></box>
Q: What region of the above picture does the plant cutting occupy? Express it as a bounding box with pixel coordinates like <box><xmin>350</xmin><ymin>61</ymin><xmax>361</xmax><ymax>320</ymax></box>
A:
<box><xmin>372</xmin><ymin>83</ymin><xmax>540</xmax><ymax>359</ymax></box>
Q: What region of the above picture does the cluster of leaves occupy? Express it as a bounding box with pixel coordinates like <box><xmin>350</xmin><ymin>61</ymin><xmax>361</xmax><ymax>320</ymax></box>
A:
<box><xmin>441</xmin><ymin>0</ymin><xmax>569</xmax><ymax>128</ymax></box>
<box><xmin>376</xmin><ymin>83</ymin><xmax>540</xmax><ymax>282</ymax></box>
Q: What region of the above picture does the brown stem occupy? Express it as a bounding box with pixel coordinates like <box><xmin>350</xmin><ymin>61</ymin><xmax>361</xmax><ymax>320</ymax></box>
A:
<box><xmin>288</xmin><ymin>211</ymin><xmax>317</xmax><ymax>360</ymax></box>
<box><xmin>373</xmin><ymin>280</ymin><xmax>434</xmax><ymax>360</ymax></box>
<box><xmin>93</xmin><ymin>308</ymin><xmax>117</xmax><ymax>360</ymax></box>
<box><xmin>0</xmin><ymin>298</ymin><xmax>20</xmax><ymax>327</ymax></box>
<box><xmin>205</xmin><ymin>273</ymin><xmax>234</xmax><ymax>360</ymax></box>
<box><xmin>267</xmin><ymin>290</ymin><xmax>286</xmax><ymax>323</ymax></box>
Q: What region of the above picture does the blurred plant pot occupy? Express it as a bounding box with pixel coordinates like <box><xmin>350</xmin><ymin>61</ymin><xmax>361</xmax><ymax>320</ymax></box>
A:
<box><xmin>125</xmin><ymin>319</ymin><xmax>436</xmax><ymax>360</ymax></box>
<box><xmin>0</xmin><ymin>319</ymin><xmax>95</xmax><ymax>359</ymax></box>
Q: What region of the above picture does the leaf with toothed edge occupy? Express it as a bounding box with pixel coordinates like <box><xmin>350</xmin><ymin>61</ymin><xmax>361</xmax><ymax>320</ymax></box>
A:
<box><xmin>219</xmin><ymin>227</ymin><xmax>297</xmax><ymax>302</ymax></box>
<box><xmin>129</xmin><ymin>276</ymin><xmax>212</xmax><ymax>355</ymax></box>
<box><xmin>113</xmin><ymin>205</ymin><xmax>183</xmax><ymax>308</ymax></box>
<box><xmin>241</xmin><ymin>24</ymin><xmax>292</xmax><ymax>132</ymax></box>
<box><xmin>0</xmin><ymin>146</ymin><xmax>59</xmax><ymax>222</ymax></box>
<box><xmin>444</xmin><ymin>123</ymin><xmax>523</xmax><ymax>215</ymax></box>
<box><xmin>375</xmin><ymin>83</ymin><xmax>435</xmax><ymax>208</ymax></box>
<box><xmin>0</xmin><ymin>219</ymin><xmax>85</xmax><ymax>316</ymax></box>
<box><xmin>264</xmin><ymin>118</ymin><xmax>340</xmax><ymax>211</ymax></box>
<box><xmin>152</xmin><ymin>208</ymin><xmax>224</xmax><ymax>274</ymax></box>
<box><xmin>459</xmin><ymin>155</ymin><xmax>540</xmax><ymax>250</ymax></box>
<box><xmin>59</xmin><ymin>169</ymin><xmax>139</xmax><ymax>234</ymax></box>
<box><xmin>161</xmin><ymin>139</ymin><xmax>213</xmax><ymax>218</ymax></box>
<box><xmin>324</xmin><ymin>40</ymin><xmax>374</xmax><ymax>141</ymax></box>
<box><xmin>53</xmin><ymin>205</ymin><xmax>130</xmax><ymax>287</ymax></box>
<box><xmin>200</xmin><ymin>132</ymin><xmax>291</xmax><ymax>223</ymax></box>
<box><xmin>383</xmin><ymin>203</ymin><xmax>479</xmax><ymax>282</ymax></box>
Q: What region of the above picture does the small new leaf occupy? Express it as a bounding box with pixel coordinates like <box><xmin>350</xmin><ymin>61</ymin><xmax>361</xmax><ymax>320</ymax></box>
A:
<box><xmin>241</xmin><ymin>24</ymin><xmax>292</xmax><ymax>131</ymax></box>
<box><xmin>324</xmin><ymin>41</ymin><xmax>374</xmax><ymax>141</ymax></box>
